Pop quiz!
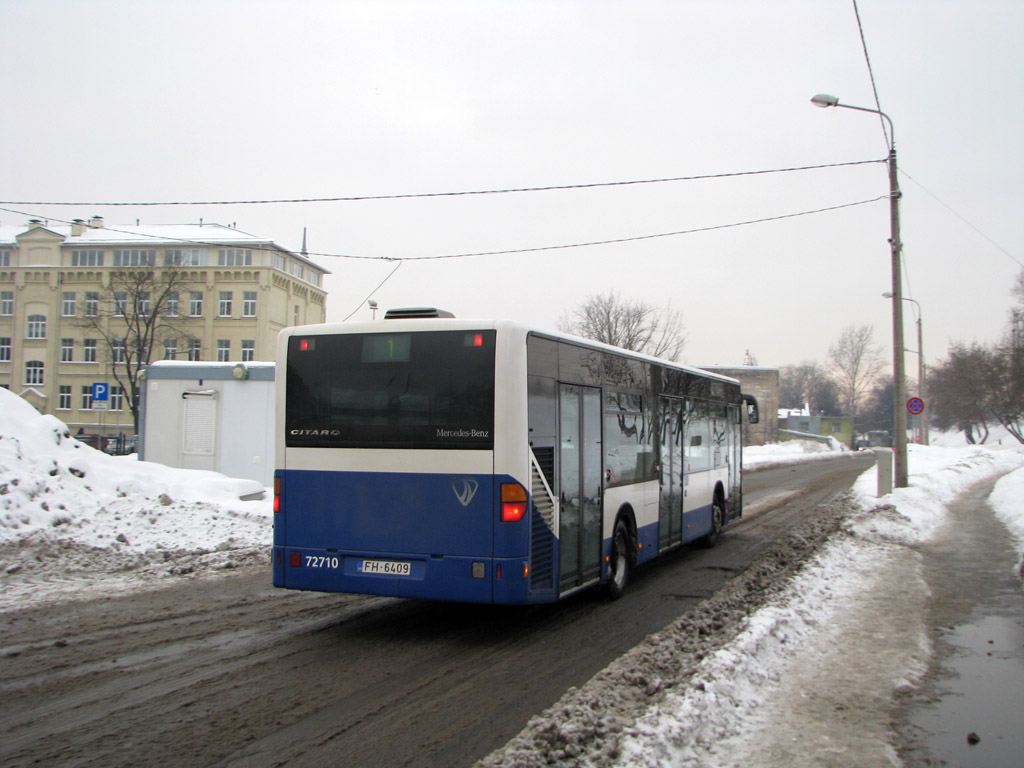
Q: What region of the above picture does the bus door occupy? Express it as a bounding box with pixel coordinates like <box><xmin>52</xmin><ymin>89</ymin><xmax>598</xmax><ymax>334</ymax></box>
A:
<box><xmin>683</xmin><ymin>399</ymin><xmax>712</xmax><ymax>540</ymax></box>
<box><xmin>727</xmin><ymin>404</ymin><xmax>742</xmax><ymax>516</ymax></box>
<box><xmin>558</xmin><ymin>384</ymin><xmax>603</xmax><ymax>591</ymax></box>
<box><xmin>658</xmin><ymin>397</ymin><xmax>685</xmax><ymax>549</ymax></box>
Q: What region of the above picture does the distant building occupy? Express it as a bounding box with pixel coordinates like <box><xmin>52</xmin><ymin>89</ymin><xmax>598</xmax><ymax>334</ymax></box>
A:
<box><xmin>0</xmin><ymin>218</ymin><xmax>328</xmax><ymax>441</ymax></box>
<box><xmin>778</xmin><ymin>414</ymin><xmax>854</xmax><ymax>448</ymax></box>
<box><xmin>700</xmin><ymin>365</ymin><xmax>779</xmax><ymax>446</ymax></box>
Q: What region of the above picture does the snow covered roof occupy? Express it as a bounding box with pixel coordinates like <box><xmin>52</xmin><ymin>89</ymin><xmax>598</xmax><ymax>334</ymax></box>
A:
<box><xmin>0</xmin><ymin>221</ymin><xmax>328</xmax><ymax>274</ymax></box>
<box><xmin>65</xmin><ymin>222</ymin><xmax>271</xmax><ymax>247</ymax></box>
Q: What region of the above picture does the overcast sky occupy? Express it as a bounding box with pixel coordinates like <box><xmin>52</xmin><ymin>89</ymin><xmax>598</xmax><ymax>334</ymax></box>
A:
<box><xmin>2</xmin><ymin>0</ymin><xmax>1021</xmax><ymax>370</ymax></box>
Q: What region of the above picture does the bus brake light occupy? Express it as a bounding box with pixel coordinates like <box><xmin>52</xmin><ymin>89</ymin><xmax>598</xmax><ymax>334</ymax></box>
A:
<box><xmin>500</xmin><ymin>483</ymin><xmax>528</xmax><ymax>522</ymax></box>
<box><xmin>273</xmin><ymin>476</ymin><xmax>281</xmax><ymax>513</ymax></box>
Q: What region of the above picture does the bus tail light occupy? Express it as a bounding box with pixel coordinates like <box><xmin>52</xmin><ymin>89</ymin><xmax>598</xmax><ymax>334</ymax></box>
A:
<box><xmin>500</xmin><ymin>483</ymin><xmax>527</xmax><ymax>522</ymax></box>
<box><xmin>273</xmin><ymin>476</ymin><xmax>281</xmax><ymax>513</ymax></box>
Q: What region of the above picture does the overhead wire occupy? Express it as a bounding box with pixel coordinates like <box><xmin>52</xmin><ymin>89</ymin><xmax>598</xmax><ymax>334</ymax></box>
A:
<box><xmin>307</xmin><ymin>196</ymin><xmax>891</xmax><ymax>262</ymax></box>
<box><xmin>0</xmin><ymin>159</ymin><xmax>883</xmax><ymax>208</ymax></box>
<box><xmin>852</xmin><ymin>0</ymin><xmax>890</xmax><ymax>148</ymax></box>
<box><xmin>2</xmin><ymin>193</ymin><xmax>892</xmax><ymax>264</ymax></box>
<box><xmin>900</xmin><ymin>169</ymin><xmax>1023</xmax><ymax>268</ymax></box>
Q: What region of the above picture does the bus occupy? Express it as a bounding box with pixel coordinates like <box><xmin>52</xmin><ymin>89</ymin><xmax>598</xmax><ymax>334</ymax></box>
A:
<box><xmin>273</xmin><ymin>308</ymin><xmax>759</xmax><ymax>605</ymax></box>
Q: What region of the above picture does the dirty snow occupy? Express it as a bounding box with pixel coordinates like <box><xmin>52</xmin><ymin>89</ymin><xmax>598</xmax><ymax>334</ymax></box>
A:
<box><xmin>2</xmin><ymin>386</ymin><xmax>1024</xmax><ymax>766</ymax></box>
<box><xmin>0</xmin><ymin>388</ymin><xmax>270</xmax><ymax>608</ymax></box>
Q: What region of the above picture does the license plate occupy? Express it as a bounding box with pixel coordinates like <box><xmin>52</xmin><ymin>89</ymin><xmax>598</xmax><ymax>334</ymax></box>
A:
<box><xmin>361</xmin><ymin>559</ymin><xmax>412</xmax><ymax>576</ymax></box>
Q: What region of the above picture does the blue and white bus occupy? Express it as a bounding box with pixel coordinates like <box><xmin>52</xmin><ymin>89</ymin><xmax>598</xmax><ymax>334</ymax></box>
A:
<box><xmin>273</xmin><ymin>308</ymin><xmax>759</xmax><ymax>604</ymax></box>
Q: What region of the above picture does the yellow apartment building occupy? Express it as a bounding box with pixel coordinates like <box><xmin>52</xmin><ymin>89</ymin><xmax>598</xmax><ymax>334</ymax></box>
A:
<box><xmin>0</xmin><ymin>216</ymin><xmax>328</xmax><ymax>445</ymax></box>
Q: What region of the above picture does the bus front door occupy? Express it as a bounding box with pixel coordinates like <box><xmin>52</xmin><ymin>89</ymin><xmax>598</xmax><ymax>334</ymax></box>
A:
<box><xmin>558</xmin><ymin>384</ymin><xmax>603</xmax><ymax>592</ymax></box>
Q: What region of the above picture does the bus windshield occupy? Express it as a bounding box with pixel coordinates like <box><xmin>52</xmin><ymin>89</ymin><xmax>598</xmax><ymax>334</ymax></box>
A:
<box><xmin>285</xmin><ymin>330</ymin><xmax>496</xmax><ymax>450</ymax></box>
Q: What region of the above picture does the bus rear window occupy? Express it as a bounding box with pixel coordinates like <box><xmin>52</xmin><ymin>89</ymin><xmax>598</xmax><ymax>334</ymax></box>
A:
<box><xmin>286</xmin><ymin>330</ymin><xmax>496</xmax><ymax>449</ymax></box>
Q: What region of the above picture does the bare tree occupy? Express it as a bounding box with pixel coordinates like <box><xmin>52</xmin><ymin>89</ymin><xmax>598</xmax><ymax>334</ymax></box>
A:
<box><xmin>559</xmin><ymin>291</ymin><xmax>687</xmax><ymax>361</ymax></box>
<box><xmin>75</xmin><ymin>264</ymin><xmax>199</xmax><ymax>433</ymax></box>
<box><xmin>779</xmin><ymin>362</ymin><xmax>841</xmax><ymax>415</ymax></box>
<box><xmin>828</xmin><ymin>324</ymin><xmax>885</xmax><ymax>443</ymax></box>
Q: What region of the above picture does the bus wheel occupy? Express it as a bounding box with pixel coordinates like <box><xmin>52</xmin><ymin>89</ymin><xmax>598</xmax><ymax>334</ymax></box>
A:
<box><xmin>700</xmin><ymin>501</ymin><xmax>725</xmax><ymax>548</ymax></box>
<box><xmin>606</xmin><ymin>518</ymin><xmax>632</xmax><ymax>600</ymax></box>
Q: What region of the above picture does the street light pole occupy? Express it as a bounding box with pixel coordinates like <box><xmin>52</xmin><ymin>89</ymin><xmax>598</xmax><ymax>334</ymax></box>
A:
<box><xmin>812</xmin><ymin>93</ymin><xmax>909</xmax><ymax>487</ymax></box>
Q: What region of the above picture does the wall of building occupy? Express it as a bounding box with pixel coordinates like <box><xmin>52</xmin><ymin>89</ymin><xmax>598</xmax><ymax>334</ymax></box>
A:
<box><xmin>701</xmin><ymin>366</ymin><xmax>780</xmax><ymax>446</ymax></box>
<box><xmin>0</xmin><ymin>222</ymin><xmax>327</xmax><ymax>442</ymax></box>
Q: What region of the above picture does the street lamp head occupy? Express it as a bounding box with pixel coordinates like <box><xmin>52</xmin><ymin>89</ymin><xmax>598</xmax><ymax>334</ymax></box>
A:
<box><xmin>882</xmin><ymin>291</ymin><xmax>894</xmax><ymax>299</ymax></box>
<box><xmin>811</xmin><ymin>93</ymin><xmax>840</xmax><ymax>108</ymax></box>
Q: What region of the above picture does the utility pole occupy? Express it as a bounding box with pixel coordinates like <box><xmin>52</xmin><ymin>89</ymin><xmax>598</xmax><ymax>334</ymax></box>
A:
<box><xmin>812</xmin><ymin>94</ymin><xmax>908</xmax><ymax>487</ymax></box>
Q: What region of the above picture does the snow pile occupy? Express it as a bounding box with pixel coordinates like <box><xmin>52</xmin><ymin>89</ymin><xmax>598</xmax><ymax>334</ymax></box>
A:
<box><xmin>851</xmin><ymin>444</ymin><xmax>1024</xmax><ymax>544</ymax></box>
<box><xmin>991</xmin><ymin>467</ymin><xmax>1024</xmax><ymax>573</ymax></box>
<box><xmin>0</xmin><ymin>388</ymin><xmax>271</xmax><ymax>606</ymax></box>
<box><xmin>742</xmin><ymin>438</ymin><xmax>848</xmax><ymax>470</ymax></box>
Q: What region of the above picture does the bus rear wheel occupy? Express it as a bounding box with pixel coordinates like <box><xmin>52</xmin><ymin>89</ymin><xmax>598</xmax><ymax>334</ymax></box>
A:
<box><xmin>699</xmin><ymin>500</ymin><xmax>725</xmax><ymax>548</ymax></box>
<box><xmin>606</xmin><ymin>518</ymin><xmax>632</xmax><ymax>600</ymax></box>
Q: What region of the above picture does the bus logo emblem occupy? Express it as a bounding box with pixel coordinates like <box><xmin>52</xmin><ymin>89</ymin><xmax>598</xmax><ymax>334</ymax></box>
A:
<box><xmin>452</xmin><ymin>479</ymin><xmax>479</xmax><ymax>507</ymax></box>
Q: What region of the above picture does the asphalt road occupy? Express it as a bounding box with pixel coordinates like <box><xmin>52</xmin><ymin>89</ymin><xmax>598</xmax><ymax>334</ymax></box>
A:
<box><xmin>0</xmin><ymin>453</ymin><xmax>874</xmax><ymax>768</ymax></box>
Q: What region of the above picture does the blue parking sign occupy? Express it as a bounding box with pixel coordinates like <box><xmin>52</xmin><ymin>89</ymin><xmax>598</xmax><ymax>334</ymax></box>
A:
<box><xmin>92</xmin><ymin>382</ymin><xmax>109</xmax><ymax>401</ymax></box>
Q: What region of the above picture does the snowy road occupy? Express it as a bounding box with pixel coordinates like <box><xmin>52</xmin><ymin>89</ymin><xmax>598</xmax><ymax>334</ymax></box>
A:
<box><xmin>0</xmin><ymin>455</ymin><xmax>872</xmax><ymax>768</ymax></box>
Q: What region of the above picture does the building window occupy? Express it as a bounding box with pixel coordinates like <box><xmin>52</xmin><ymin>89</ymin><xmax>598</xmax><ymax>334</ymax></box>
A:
<box><xmin>62</xmin><ymin>292</ymin><xmax>76</xmax><ymax>316</ymax></box>
<box><xmin>290</xmin><ymin>261</ymin><xmax>304</xmax><ymax>279</ymax></box>
<box><xmin>164</xmin><ymin>248</ymin><xmax>206</xmax><ymax>266</ymax></box>
<box><xmin>218</xmin><ymin>291</ymin><xmax>233</xmax><ymax>317</ymax></box>
<box><xmin>85</xmin><ymin>292</ymin><xmax>99</xmax><ymax>317</ymax></box>
<box><xmin>0</xmin><ymin>337</ymin><xmax>10</xmax><ymax>362</ymax></box>
<box><xmin>0</xmin><ymin>250</ymin><xmax>10</xmax><ymax>267</ymax></box>
<box><xmin>137</xmin><ymin>291</ymin><xmax>151</xmax><ymax>316</ymax></box>
<box><xmin>113</xmin><ymin>249</ymin><xmax>156</xmax><ymax>267</ymax></box>
<box><xmin>0</xmin><ymin>291</ymin><xmax>12</xmax><ymax>316</ymax></box>
<box><xmin>25</xmin><ymin>360</ymin><xmax>44</xmax><ymax>385</ymax></box>
<box><xmin>61</xmin><ymin>338</ymin><xmax>74</xmax><ymax>362</ymax></box>
<box><xmin>241</xmin><ymin>339</ymin><xmax>255</xmax><ymax>362</ymax></box>
<box><xmin>114</xmin><ymin>292</ymin><xmax>127</xmax><ymax>316</ymax></box>
<box><xmin>84</xmin><ymin>338</ymin><xmax>97</xmax><ymax>363</ymax></box>
<box><xmin>164</xmin><ymin>339</ymin><xmax>178</xmax><ymax>359</ymax></box>
<box><xmin>293</xmin><ymin>305</ymin><xmax>299</xmax><ymax>326</ymax></box>
<box><xmin>110</xmin><ymin>386</ymin><xmax>124</xmax><ymax>412</ymax></box>
<box><xmin>217</xmin><ymin>339</ymin><xmax>230</xmax><ymax>362</ymax></box>
<box><xmin>71</xmin><ymin>249</ymin><xmax>104</xmax><ymax>267</ymax></box>
<box><xmin>81</xmin><ymin>385</ymin><xmax>93</xmax><ymax>410</ymax></box>
<box><xmin>242</xmin><ymin>291</ymin><xmax>257</xmax><ymax>317</ymax></box>
<box><xmin>112</xmin><ymin>338</ymin><xmax>126</xmax><ymax>364</ymax></box>
<box><xmin>187</xmin><ymin>339</ymin><xmax>201</xmax><ymax>361</ymax></box>
<box><xmin>218</xmin><ymin>248</ymin><xmax>252</xmax><ymax>266</ymax></box>
<box><xmin>271</xmin><ymin>253</ymin><xmax>286</xmax><ymax>271</ymax></box>
<box><xmin>165</xmin><ymin>291</ymin><xmax>179</xmax><ymax>317</ymax></box>
<box><xmin>189</xmin><ymin>291</ymin><xmax>203</xmax><ymax>317</ymax></box>
<box><xmin>27</xmin><ymin>314</ymin><xmax>46</xmax><ymax>339</ymax></box>
<box><xmin>58</xmin><ymin>386</ymin><xmax>72</xmax><ymax>410</ymax></box>
<box><xmin>306</xmin><ymin>269</ymin><xmax>321</xmax><ymax>288</ymax></box>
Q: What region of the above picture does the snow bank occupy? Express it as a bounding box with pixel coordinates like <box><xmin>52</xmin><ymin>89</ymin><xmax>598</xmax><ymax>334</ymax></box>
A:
<box><xmin>991</xmin><ymin>466</ymin><xmax>1024</xmax><ymax>574</ymax></box>
<box><xmin>742</xmin><ymin>438</ymin><xmax>849</xmax><ymax>470</ymax></box>
<box><xmin>851</xmin><ymin>443</ymin><xmax>1024</xmax><ymax>543</ymax></box>
<box><xmin>0</xmin><ymin>388</ymin><xmax>271</xmax><ymax>606</ymax></box>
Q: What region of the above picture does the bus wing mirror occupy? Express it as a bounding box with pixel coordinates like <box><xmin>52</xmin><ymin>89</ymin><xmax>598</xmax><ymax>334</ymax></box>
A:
<box><xmin>742</xmin><ymin>394</ymin><xmax>760</xmax><ymax>424</ymax></box>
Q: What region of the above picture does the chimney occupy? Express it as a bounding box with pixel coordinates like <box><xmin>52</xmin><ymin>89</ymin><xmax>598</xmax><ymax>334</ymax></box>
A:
<box><xmin>88</xmin><ymin>215</ymin><xmax>104</xmax><ymax>229</ymax></box>
<box><xmin>71</xmin><ymin>219</ymin><xmax>87</xmax><ymax>236</ymax></box>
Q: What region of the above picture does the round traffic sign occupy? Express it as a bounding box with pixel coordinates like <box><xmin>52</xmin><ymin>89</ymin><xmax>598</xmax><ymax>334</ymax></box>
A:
<box><xmin>906</xmin><ymin>397</ymin><xmax>925</xmax><ymax>415</ymax></box>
